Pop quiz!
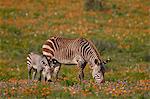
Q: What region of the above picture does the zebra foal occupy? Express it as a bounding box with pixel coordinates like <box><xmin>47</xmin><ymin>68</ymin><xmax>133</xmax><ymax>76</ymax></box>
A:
<box><xmin>42</xmin><ymin>37</ymin><xmax>110</xmax><ymax>84</ymax></box>
<box><xmin>27</xmin><ymin>52</ymin><xmax>60</xmax><ymax>82</ymax></box>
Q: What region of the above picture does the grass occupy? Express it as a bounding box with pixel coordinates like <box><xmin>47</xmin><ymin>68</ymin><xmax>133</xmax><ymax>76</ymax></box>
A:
<box><xmin>0</xmin><ymin>0</ymin><xmax>150</xmax><ymax>98</ymax></box>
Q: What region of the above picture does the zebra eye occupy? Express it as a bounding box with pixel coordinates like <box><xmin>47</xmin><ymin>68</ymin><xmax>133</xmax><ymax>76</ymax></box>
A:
<box><xmin>42</xmin><ymin>61</ymin><xmax>46</xmax><ymax>65</ymax></box>
<box><xmin>54</xmin><ymin>61</ymin><xmax>56</xmax><ymax>63</ymax></box>
<box><xmin>52</xmin><ymin>59</ymin><xmax>57</xmax><ymax>63</ymax></box>
<box><xmin>53</xmin><ymin>60</ymin><xmax>58</xmax><ymax>64</ymax></box>
<box><xmin>42</xmin><ymin>61</ymin><xmax>44</xmax><ymax>64</ymax></box>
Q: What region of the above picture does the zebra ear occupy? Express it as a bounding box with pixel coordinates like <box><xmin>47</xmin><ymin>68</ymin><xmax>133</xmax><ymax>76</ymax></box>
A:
<box><xmin>103</xmin><ymin>58</ymin><xmax>111</xmax><ymax>64</ymax></box>
<box><xmin>106</xmin><ymin>58</ymin><xmax>111</xmax><ymax>63</ymax></box>
<box><xmin>94</xmin><ymin>59</ymin><xmax>99</xmax><ymax>65</ymax></box>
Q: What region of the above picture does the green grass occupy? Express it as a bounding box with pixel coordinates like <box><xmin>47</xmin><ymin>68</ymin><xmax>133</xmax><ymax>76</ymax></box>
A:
<box><xmin>0</xmin><ymin>0</ymin><xmax>150</xmax><ymax>98</ymax></box>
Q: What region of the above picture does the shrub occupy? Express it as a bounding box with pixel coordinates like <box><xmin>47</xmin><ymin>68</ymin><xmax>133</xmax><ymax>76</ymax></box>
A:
<box><xmin>84</xmin><ymin>0</ymin><xmax>103</xmax><ymax>11</ymax></box>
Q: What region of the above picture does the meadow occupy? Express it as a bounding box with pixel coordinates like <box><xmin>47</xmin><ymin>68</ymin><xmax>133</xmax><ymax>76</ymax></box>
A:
<box><xmin>0</xmin><ymin>0</ymin><xmax>150</xmax><ymax>98</ymax></box>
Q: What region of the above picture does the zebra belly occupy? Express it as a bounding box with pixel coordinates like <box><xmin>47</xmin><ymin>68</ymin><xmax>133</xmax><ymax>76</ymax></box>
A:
<box><xmin>54</xmin><ymin>58</ymin><xmax>77</xmax><ymax>65</ymax></box>
<box><xmin>53</xmin><ymin>55</ymin><xmax>83</xmax><ymax>65</ymax></box>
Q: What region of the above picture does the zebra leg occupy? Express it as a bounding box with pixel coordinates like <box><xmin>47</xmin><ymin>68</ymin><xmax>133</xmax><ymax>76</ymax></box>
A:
<box><xmin>46</xmin><ymin>71</ymin><xmax>52</xmax><ymax>82</ymax></box>
<box><xmin>28</xmin><ymin>68</ymin><xmax>32</xmax><ymax>84</ymax></box>
<box><xmin>41</xmin><ymin>70</ymin><xmax>46</xmax><ymax>82</ymax></box>
<box><xmin>79</xmin><ymin>69</ymin><xmax>84</xmax><ymax>81</ymax></box>
<box><xmin>32</xmin><ymin>70</ymin><xmax>37</xmax><ymax>81</ymax></box>
<box><xmin>45</xmin><ymin>77</ymin><xmax>47</xmax><ymax>82</ymax></box>
<box><xmin>78</xmin><ymin>62</ymin><xmax>86</xmax><ymax>82</ymax></box>
<box><xmin>53</xmin><ymin>65</ymin><xmax>61</xmax><ymax>81</ymax></box>
<box><xmin>38</xmin><ymin>70</ymin><xmax>42</xmax><ymax>81</ymax></box>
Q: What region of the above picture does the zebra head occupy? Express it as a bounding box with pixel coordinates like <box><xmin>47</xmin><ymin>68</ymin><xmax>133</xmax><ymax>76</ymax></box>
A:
<box><xmin>48</xmin><ymin>58</ymin><xmax>61</xmax><ymax>72</ymax></box>
<box><xmin>92</xmin><ymin>58</ymin><xmax>110</xmax><ymax>84</ymax></box>
<box><xmin>49</xmin><ymin>59</ymin><xmax>61</xmax><ymax>68</ymax></box>
<box><xmin>40</xmin><ymin>57</ymin><xmax>49</xmax><ymax>66</ymax></box>
<box><xmin>47</xmin><ymin>58</ymin><xmax>61</xmax><ymax>81</ymax></box>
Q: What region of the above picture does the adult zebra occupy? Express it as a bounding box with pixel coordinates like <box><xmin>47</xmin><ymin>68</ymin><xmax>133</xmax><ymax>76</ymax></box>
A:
<box><xmin>42</xmin><ymin>37</ymin><xmax>110</xmax><ymax>84</ymax></box>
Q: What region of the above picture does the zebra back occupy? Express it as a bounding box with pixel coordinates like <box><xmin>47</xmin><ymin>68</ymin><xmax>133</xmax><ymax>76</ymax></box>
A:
<box><xmin>27</xmin><ymin>52</ymin><xmax>49</xmax><ymax>70</ymax></box>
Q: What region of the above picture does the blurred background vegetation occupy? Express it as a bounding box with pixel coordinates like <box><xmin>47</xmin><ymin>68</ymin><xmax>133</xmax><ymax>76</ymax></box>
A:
<box><xmin>0</xmin><ymin>0</ymin><xmax>149</xmax><ymax>98</ymax></box>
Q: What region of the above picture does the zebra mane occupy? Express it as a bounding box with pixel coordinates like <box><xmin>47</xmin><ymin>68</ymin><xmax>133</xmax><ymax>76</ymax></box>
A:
<box><xmin>86</xmin><ymin>38</ymin><xmax>104</xmax><ymax>63</ymax></box>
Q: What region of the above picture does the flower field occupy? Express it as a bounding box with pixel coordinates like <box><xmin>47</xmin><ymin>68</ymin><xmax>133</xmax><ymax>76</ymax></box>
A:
<box><xmin>0</xmin><ymin>0</ymin><xmax>149</xmax><ymax>98</ymax></box>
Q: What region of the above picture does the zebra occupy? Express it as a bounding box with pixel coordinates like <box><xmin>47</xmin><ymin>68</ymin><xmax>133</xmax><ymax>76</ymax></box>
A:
<box><xmin>42</xmin><ymin>37</ymin><xmax>110</xmax><ymax>84</ymax></box>
<box><xmin>27</xmin><ymin>52</ymin><xmax>61</xmax><ymax>82</ymax></box>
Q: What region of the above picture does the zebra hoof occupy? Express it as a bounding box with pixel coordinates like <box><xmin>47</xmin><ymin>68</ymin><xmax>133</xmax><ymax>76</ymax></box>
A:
<box><xmin>48</xmin><ymin>79</ymin><xmax>52</xmax><ymax>82</ymax></box>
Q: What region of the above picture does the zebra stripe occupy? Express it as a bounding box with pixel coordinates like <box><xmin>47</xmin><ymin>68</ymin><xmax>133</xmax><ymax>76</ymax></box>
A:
<box><xmin>42</xmin><ymin>45</ymin><xmax>54</xmax><ymax>52</ymax></box>
<box><xmin>46</xmin><ymin>40</ymin><xmax>55</xmax><ymax>50</ymax></box>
